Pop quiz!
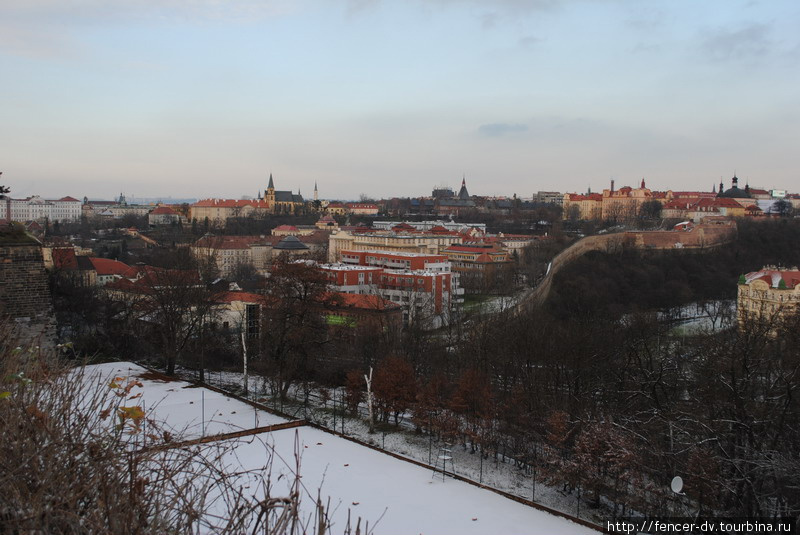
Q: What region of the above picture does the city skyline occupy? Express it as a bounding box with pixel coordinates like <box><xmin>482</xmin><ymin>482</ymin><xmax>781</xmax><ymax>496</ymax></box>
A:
<box><xmin>2</xmin><ymin>0</ymin><xmax>799</xmax><ymax>200</ymax></box>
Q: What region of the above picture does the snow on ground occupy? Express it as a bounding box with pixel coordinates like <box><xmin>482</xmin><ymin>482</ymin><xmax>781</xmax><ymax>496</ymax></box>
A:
<box><xmin>193</xmin><ymin>368</ymin><xmax>592</xmax><ymax>523</ymax></box>
<box><xmin>83</xmin><ymin>362</ymin><xmax>599</xmax><ymax>535</ymax></box>
<box><xmin>81</xmin><ymin>362</ymin><xmax>289</xmax><ymax>439</ymax></box>
<box><xmin>215</xmin><ymin>427</ymin><xmax>597</xmax><ymax>535</ymax></box>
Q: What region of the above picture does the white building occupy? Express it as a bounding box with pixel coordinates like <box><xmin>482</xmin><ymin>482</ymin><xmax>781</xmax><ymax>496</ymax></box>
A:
<box><xmin>8</xmin><ymin>195</ymin><xmax>82</xmax><ymax>223</ymax></box>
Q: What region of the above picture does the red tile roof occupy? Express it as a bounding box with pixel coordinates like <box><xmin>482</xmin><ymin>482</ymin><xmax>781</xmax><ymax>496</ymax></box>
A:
<box><xmin>150</xmin><ymin>206</ymin><xmax>178</xmax><ymax>215</ymax></box>
<box><xmin>331</xmin><ymin>292</ymin><xmax>400</xmax><ymax>310</ymax></box>
<box><xmin>89</xmin><ymin>257</ymin><xmax>133</xmax><ymax>276</ymax></box>
<box><xmin>745</xmin><ymin>269</ymin><xmax>800</xmax><ymax>290</ymax></box>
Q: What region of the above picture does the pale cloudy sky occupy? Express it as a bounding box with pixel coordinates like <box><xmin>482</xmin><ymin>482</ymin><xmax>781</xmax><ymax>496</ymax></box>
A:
<box><xmin>1</xmin><ymin>0</ymin><xmax>798</xmax><ymax>200</ymax></box>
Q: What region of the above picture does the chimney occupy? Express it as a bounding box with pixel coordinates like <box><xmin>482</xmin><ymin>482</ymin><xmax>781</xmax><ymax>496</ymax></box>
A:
<box><xmin>610</xmin><ymin>179</ymin><xmax>615</xmax><ymax>193</ymax></box>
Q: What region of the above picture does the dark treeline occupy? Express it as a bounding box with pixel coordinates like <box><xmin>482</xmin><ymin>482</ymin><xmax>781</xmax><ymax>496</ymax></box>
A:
<box><xmin>366</xmin><ymin>304</ymin><xmax>800</xmax><ymax>520</ymax></box>
<box><xmin>549</xmin><ymin>218</ymin><xmax>800</xmax><ymax>319</ymax></box>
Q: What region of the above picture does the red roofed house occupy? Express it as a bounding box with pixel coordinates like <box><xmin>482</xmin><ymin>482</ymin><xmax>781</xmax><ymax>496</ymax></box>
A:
<box><xmin>324</xmin><ymin>292</ymin><xmax>403</xmax><ymax>332</ymax></box>
<box><xmin>562</xmin><ymin>192</ymin><xmax>602</xmax><ymax>220</ymax></box>
<box><xmin>148</xmin><ymin>205</ymin><xmax>187</xmax><ymax>226</ymax></box>
<box><xmin>88</xmin><ymin>257</ymin><xmax>139</xmax><ymax>285</ymax></box>
<box><xmin>738</xmin><ymin>266</ymin><xmax>800</xmax><ymax>330</ymax></box>
<box><xmin>442</xmin><ymin>244</ymin><xmax>513</xmax><ymax>292</ymax></box>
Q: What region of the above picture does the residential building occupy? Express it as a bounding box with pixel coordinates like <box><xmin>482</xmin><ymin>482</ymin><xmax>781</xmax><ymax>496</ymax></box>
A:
<box><xmin>327</xmin><ymin>229</ymin><xmax>463</xmax><ymax>262</ymax></box>
<box><xmin>319</xmin><ymin>262</ymin><xmax>456</xmax><ymax>328</ymax></box>
<box><xmin>562</xmin><ymin>192</ymin><xmax>602</xmax><ymax>220</ymax></box>
<box><xmin>534</xmin><ymin>191</ymin><xmax>564</xmax><ymax>205</ymax></box>
<box><xmin>191</xmin><ymin>232</ymin><xmax>327</xmax><ymax>277</ymax></box>
<box><xmin>346</xmin><ymin>203</ymin><xmax>380</xmax><ymax>216</ymax></box>
<box><xmin>324</xmin><ymin>292</ymin><xmax>403</xmax><ymax>332</ymax></box>
<box><xmin>148</xmin><ymin>206</ymin><xmax>187</xmax><ymax>226</ymax></box>
<box><xmin>737</xmin><ymin>267</ymin><xmax>800</xmax><ymax>329</ymax></box>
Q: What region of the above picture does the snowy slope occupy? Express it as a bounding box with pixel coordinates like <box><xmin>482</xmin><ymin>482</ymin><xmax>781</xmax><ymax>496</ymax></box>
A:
<box><xmin>82</xmin><ymin>362</ymin><xmax>598</xmax><ymax>535</ymax></box>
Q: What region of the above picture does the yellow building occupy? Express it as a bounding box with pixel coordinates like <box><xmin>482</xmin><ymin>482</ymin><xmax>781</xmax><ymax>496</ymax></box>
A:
<box><xmin>562</xmin><ymin>193</ymin><xmax>603</xmax><ymax>220</ymax></box>
<box><xmin>737</xmin><ymin>267</ymin><xmax>800</xmax><ymax>329</ymax></box>
<box><xmin>601</xmin><ymin>179</ymin><xmax>657</xmax><ymax>222</ymax></box>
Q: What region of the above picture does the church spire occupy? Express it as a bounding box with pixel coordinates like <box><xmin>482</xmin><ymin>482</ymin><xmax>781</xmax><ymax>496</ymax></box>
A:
<box><xmin>268</xmin><ymin>173</ymin><xmax>275</xmax><ymax>190</ymax></box>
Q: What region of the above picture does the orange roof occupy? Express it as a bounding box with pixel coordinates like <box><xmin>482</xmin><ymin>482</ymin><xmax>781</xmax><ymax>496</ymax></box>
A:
<box><xmin>332</xmin><ymin>292</ymin><xmax>400</xmax><ymax>310</ymax></box>
<box><xmin>89</xmin><ymin>257</ymin><xmax>133</xmax><ymax>276</ymax></box>
<box><xmin>150</xmin><ymin>206</ymin><xmax>178</xmax><ymax>215</ymax></box>
<box><xmin>274</xmin><ymin>224</ymin><xmax>299</xmax><ymax>231</ymax></box>
<box><xmin>567</xmin><ymin>193</ymin><xmax>602</xmax><ymax>201</ymax></box>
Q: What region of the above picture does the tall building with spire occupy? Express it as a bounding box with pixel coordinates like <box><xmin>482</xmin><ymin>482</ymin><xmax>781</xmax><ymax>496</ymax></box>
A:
<box><xmin>261</xmin><ymin>173</ymin><xmax>305</xmax><ymax>213</ymax></box>
<box><xmin>457</xmin><ymin>176</ymin><xmax>470</xmax><ymax>200</ymax></box>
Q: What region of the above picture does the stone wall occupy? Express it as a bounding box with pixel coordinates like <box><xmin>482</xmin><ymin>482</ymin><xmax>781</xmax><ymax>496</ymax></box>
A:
<box><xmin>0</xmin><ymin>239</ymin><xmax>57</xmax><ymax>349</ymax></box>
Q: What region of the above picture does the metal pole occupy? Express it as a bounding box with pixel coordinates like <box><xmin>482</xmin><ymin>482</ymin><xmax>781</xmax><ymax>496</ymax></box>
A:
<box><xmin>201</xmin><ymin>389</ymin><xmax>205</xmax><ymax>437</ymax></box>
<box><xmin>241</xmin><ymin>330</ymin><xmax>248</xmax><ymax>396</ymax></box>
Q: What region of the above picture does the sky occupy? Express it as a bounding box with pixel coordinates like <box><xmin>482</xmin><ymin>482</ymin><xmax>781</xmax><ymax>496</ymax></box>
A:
<box><xmin>2</xmin><ymin>0</ymin><xmax>798</xmax><ymax>201</ymax></box>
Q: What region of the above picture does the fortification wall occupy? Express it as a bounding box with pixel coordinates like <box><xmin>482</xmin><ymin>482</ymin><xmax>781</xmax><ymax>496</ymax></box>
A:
<box><xmin>518</xmin><ymin>222</ymin><xmax>737</xmax><ymax>311</ymax></box>
<box><xmin>0</xmin><ymin>241</ymin><xmax>57</xmax><ymax>349</ymax></box>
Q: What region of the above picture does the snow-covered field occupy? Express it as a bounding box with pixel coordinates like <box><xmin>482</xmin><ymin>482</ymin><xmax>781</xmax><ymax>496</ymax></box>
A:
<box><xmin>216</xmin><ymin>427</ymin><xmax>597</xmax><ymax>535</ymax></box>
<box><xmin>82</xmin><ymin>362</ymin><xmax>289</xmax><ymax>439</ymax></box>
<box><xmin>82</xmin><ymin>362</ymin><xmax>599</xmax><ymax>535</ymax></box>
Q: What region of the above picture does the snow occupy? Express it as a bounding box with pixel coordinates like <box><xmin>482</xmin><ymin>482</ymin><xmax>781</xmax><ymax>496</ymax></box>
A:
<box><xmin>81</xmin><ymin>362</ymin><xmax>290</xmax><ymax>439</ymax></box>
<box><xmin>81</xmin><ymin>362</ymin><xmax>598</xmax><ymax>535</ymax></box>
<box><xmin>215</xmin><ymin>427</ymin><xmax>598</xmax><ymax>535</ymax></box>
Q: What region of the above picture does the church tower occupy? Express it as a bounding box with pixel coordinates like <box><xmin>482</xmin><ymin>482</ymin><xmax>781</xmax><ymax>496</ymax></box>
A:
<box><xmin>265</xmin><ymin>173</ymin><xmax>276</xmax><ymax>206</ymax></box>
<box><xmin>457</xmin><ymin>175</ymin><xmax>470</xmax><ymax>200</ymax></box>
<box><xmin>314</xmin><ymin>182</ymin><xmax>318</xmax><ymax>201</ymax></box>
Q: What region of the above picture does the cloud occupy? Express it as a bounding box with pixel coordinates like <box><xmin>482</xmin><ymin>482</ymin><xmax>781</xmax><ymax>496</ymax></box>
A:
<box><xmin>0</xmin><ymin>22</ymin><xmax>79</xmax><ymax>59</ymax></box>
<box><xmin>519</xmin><ymin>35</ymin><xmax>543</xmax><ymax>47</ymax></box>
<box><xmin>700</xmin><ymin>22</ymin><xmax>772</xmax><ymax>62</ymax></box>
<box><xmin>478</xmin><ymin>123</ymin><xmax>529</xmax><ymax>137</ymax></box>
<box><xmin>0</xmin><ymin>0</ymin><xmax>299</xmax><ymax>24</ymax></box>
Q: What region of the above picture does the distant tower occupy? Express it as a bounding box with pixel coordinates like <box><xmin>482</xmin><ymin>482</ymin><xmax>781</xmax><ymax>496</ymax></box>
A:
<box><xmin>641</xmin><ymin>178</ymin><xmax>646</xmax><ymax>189</ymax></box>
<box><xmin>712</xmin><ymin>184</ymin><xmax>716</xmax><ymax>194</ymax></box>
<box><xmin>314</xmin><ymin>181</ymin><xmax>318</xmax><ymax>201</ymax></box>
<box><xmin>457</xmin><ymin>175</ymin><xmax>470</xmax><ymax>200</ymax></box>
<box><xmin>265</xmin><ymin>173</ymin><xmax>276</xmax><ymax>206</ymax></box>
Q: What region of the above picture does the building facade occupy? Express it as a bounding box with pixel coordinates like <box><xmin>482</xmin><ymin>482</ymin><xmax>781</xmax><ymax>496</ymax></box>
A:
<box><xmin>8</xmin><ymin>196</ymin><xmax>82</xmax><ymax>223</ymax></box>
<box><xmin>737</xmin><ymin>267</ymin><xmax>800</xmax><ymax>329</ymax></box>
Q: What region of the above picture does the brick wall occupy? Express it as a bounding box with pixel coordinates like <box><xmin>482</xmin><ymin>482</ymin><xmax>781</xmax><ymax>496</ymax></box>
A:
<box><xmin>0</xmin><ymin>242</ymin><xmax>57</xmax><ymax>348</ymax></box>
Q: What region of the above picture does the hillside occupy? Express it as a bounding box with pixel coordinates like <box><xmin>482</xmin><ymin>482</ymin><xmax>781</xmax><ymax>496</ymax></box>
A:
<box><xmin>546</xmin><ymin>218</ymin><xmax>800</xmax><ymax>319</ymax></box>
